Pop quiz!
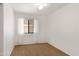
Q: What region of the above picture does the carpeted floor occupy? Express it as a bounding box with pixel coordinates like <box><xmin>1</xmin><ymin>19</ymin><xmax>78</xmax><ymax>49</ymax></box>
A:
<box><xmin>11</xmin><ymin>43</ymin><xmax>69</xmax><ymax>56</ymax></box>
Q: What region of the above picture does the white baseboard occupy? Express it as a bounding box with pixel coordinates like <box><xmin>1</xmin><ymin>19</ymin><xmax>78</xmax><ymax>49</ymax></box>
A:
<box><xmin>9</xmin><ymin>45</ymin><xmax>15</xmax><ymax>56</ymax></box>
<box><xmin>48</xmin><ymin>42</ymin><xmax>70</xmax><ymax>56</ymax></box>
<box><xmin>15</xmin><ymin>42</ymin><xmax>47</xmax><ymax>45</ymax></box>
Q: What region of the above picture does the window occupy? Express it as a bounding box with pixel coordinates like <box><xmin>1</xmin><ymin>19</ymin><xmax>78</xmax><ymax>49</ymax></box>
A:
<box><xmin>24</xmin><ymin>19</ymin><xmax>34</xmax><ymax>34</ymax></box>
<box><xmin>18</xmin><ymin>18</ymin><xmax>37</xmax><ymax>34</ymax></box>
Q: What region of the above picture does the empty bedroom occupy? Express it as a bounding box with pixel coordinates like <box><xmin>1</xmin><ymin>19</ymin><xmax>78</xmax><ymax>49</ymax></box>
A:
<box><xmin>0</xmin><ymin>3</ymin><xmax>79</xmax><ymax>56</ymax></box>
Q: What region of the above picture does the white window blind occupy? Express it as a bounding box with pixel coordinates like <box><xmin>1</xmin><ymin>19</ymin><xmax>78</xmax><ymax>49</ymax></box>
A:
<box><xmin>18</xmin><ymin>18</ymin><xmax>24</xmax><ymax>34</ymax></box>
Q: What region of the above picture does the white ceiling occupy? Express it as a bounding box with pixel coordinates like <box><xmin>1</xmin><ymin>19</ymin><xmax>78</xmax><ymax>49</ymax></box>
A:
<box><xmin>10</xmin><ymin>3</ymin><xmax>67</xmax><ymax>15</ymax></box>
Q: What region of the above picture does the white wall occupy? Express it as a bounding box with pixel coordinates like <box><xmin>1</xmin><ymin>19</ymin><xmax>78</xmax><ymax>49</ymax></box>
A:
<box><xmin>0</xmin><ymin>4</ymin><xmax>3</xmax><ymax>56</ymax></box>
<box><xmin>15</xmin><ymin>13</ymin><xmax>48</xmax><ymax>45</ymax></box>
<box><xmin>48</xmin><ymin>4</ymin><xmax>79</xmax><ymax>56</ymax></box>
<box><xmin>3</xmin><ymin>4</ymin><xmax>15</xmax><ymax>56</ymax></box>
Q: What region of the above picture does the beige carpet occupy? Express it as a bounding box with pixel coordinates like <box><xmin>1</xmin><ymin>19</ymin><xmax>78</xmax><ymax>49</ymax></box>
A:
<box><xmin>11</xmin><ymin>43</ymin><xmax>69</xmax><ymax>56</ymax></box>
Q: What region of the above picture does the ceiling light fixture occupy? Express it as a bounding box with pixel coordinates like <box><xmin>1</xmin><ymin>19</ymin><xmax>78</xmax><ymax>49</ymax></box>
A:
<box><xmin>35</xmin><ymin>3</ymin><xmax>48</xmax><ymax>10</ymax></box>
<box><xmin>38</xmin><ymin>5</ymin><xmax>44</xmax><ymax>10</ymax></box>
